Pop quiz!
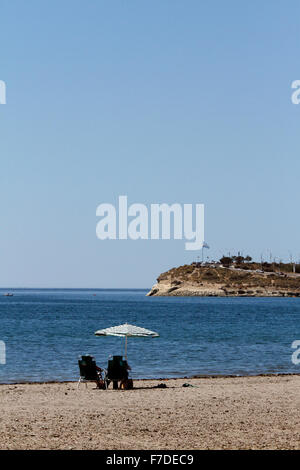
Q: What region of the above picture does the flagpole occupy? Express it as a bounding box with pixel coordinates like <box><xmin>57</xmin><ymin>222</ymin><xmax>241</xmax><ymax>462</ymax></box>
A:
<box><xmin>202</xmin><ymin>242</ymin><xmax>210</xmax><ymax>263</ymax></box>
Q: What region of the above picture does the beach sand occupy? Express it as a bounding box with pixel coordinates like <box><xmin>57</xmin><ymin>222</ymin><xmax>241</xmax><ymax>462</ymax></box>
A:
<box><xmin>1</xmin><ymin>375</ymin><xmax>300</xmax><ymax>450</ymax></box>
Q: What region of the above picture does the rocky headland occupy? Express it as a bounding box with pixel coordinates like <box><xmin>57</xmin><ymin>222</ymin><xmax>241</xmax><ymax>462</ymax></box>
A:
<box><xmin>147</xmin><ymin>264</ymin><xmax>300</xmax><ymax>297</ymax></box>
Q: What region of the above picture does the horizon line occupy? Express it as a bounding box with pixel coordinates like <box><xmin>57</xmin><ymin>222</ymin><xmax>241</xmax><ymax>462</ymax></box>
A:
<box><xmin>0</xmin><ymin>287</ymin><xmax>150</xmax><ymax>290</ymax></box>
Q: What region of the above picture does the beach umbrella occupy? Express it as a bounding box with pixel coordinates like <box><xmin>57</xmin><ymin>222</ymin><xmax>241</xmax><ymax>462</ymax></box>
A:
<box><xmin>94</xmin><ymin>323</ymin><xmax>159</xmax><ymax>360</ymax></box>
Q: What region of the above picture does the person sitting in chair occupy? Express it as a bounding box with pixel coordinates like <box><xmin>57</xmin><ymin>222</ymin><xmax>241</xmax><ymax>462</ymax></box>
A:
<box><xmin>78</xmin><ymin>355</ymin><xmax>106</xmax><ymax>390</ymax></box>
<box><xmin>120</xmin><ymin>360</ymin><xmax>133</xmax><ymax>390</ymax></box>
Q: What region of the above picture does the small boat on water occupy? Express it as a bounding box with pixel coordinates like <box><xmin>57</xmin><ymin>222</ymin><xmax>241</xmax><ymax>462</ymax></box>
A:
<box><xmin>3</xmin><ymin>293</ymin><xmax>13</xmax><ymax>297</ymax></box>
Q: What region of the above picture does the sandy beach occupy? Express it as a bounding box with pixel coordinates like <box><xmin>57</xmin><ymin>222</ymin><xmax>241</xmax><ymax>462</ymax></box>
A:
<box><xmin>1</xmin><ymin>375</ymin><xmax>300</xmax><ymax>450</ymax></box>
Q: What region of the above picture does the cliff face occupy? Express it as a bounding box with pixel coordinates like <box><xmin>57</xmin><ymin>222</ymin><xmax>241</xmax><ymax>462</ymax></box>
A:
<box><xmin>147</xmin><ymin>265</ymin><xmax>300</xmax><ymax>297</ymax></box>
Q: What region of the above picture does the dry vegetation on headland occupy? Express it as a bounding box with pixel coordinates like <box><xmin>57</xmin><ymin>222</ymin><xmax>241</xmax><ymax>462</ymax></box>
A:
<box><xmin>147</xmin><ymin>256</ymin><xmax>300</xmax><ymax>297</ymax></box>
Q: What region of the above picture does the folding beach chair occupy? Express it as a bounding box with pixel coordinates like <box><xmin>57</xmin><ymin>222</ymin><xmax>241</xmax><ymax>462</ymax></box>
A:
<box><xmin>77</xmin><ymin>355</ymin><xmax>106</xmax><ymax>389</ymax></box>
<box><xmin>106</xmin><ymin>355</ymin><xmax>133</xmax><ymax>390</ymax></box>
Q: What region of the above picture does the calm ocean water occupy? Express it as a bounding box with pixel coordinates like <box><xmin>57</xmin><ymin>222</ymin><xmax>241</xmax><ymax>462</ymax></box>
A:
<box><xmin>0</xmin><ymin>289</ymin><xmax>300</xmax><ymax>383</ymax></box>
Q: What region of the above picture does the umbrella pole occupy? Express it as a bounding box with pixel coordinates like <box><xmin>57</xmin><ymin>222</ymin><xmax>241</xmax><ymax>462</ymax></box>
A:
<box><xmin>125</xmin><ymin>335</ymin><xmax>127</xmax><ymax>361</ymax></box>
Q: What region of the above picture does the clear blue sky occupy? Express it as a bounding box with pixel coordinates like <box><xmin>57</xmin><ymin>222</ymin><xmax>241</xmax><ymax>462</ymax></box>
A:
<box><xmin>0</xmin><ymin>1</ymin><xmax>299</xmax><ymax>288</ymax></box>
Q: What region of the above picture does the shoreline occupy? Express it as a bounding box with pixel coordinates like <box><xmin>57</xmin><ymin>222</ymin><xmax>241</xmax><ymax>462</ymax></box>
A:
<box><xmin>1</xmin><ymin>371</ymin><xmax>300</xmax><ymax>386</ymax></box>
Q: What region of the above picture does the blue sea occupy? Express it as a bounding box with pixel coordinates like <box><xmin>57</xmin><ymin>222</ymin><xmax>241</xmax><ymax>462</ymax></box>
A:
<box><xmin>0</xmin><ymin>289</ymin><xmax>300</xmax><ymax>384</ymax></box>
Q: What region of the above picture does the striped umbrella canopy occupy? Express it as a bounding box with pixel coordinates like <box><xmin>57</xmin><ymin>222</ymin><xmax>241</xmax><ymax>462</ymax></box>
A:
<box><xmin>94</xmin><ymin>323</ymin><xmax>159</xmax><ymax>360</ymax></box>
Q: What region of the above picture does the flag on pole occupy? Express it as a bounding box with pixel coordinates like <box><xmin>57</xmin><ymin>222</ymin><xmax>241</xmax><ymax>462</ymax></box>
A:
<box><xmin>202</xmin><ymin>242</ymin><xmax>210</xmax><ymax>249</ymax></box>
